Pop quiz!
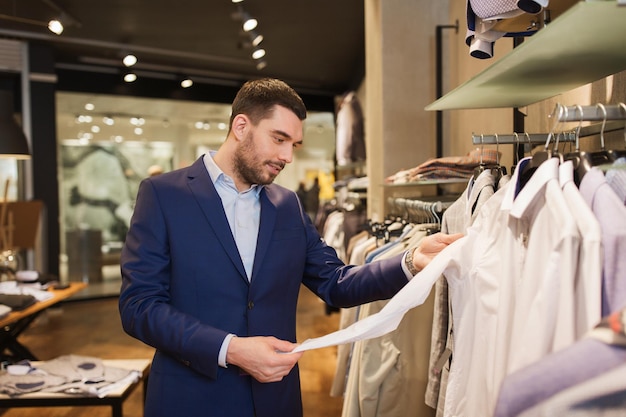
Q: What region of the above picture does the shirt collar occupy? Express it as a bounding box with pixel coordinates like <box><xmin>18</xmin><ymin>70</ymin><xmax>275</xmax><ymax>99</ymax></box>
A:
<box><xmin>203</xmin><ymin>151</ymin><xmax>263</xmax><ymax>196</ymax></box>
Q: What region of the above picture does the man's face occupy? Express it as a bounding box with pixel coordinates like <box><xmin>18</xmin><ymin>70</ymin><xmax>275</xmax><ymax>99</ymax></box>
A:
<box><xmin>233</xmin><ymin>105</ymin><xmax>303</xmax><ymax>187</ymax></box>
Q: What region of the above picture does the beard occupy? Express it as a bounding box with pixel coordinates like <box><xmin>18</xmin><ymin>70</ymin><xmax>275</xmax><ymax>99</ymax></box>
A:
<box><xmin>233</xmin><ymin>130</ymin><xmax>283</xmax><ymax>186</ymax></box>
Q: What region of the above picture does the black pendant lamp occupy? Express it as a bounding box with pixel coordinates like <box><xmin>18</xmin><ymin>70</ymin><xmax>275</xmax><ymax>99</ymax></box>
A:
<box><xmin>0</xmin><ymin>90</ymin><xmax>30</xmax><ymax>159</ymax></box>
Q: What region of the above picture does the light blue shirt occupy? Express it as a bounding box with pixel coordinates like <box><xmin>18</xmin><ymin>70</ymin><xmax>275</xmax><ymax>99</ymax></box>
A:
<box><xmin>204</xmin><ymin>152</ymin><xmax>263</xmax><ymax>367</ymax></box>
<box><xmin>203</xmin><ymin>152</ymin><xmax>262</xmax><ymax>280</ymax></box>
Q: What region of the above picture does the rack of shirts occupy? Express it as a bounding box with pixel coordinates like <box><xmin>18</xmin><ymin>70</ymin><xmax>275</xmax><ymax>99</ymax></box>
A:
<box><xmin>296</xmin><ymin>102</ymin><xmax>625</xmax><ymax>417</ymax></box>
<box><xmin>424</xmin><ymin>102</ymin><xmax>626</xmax><ymax>417</ymax></box>
<box><xmin>329</xmin><ymin>196</ymin><xmax>457</xmax><ymax>417</ymax></box>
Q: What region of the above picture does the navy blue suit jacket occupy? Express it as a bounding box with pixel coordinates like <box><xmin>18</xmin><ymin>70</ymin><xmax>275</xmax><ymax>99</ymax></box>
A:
<box><xmin>119</xmin><ymin>156</ymin><xmax>408</xmax><ymax>417</ymax></box>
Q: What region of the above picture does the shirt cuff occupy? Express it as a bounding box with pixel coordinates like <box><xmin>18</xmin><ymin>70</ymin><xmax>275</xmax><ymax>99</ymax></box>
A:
<box><xmin>219</xmin><ymin>333</ymin><xmax>236</xmax><ymax>368</ymax></box>
<box><xmin>401</xmin><ymin>251</ymin><xmax>414</xmax><ymax>281</ymax></box>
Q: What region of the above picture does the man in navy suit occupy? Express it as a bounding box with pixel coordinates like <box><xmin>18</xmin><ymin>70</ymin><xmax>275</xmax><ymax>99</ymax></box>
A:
<box><xmin>119</xmin><ymin>78</ymin><xmax>461</xmax><ymax>417</ymax></box>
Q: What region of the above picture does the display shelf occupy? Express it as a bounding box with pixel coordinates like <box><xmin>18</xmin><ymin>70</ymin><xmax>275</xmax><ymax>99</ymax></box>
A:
<box><xmin>425</xmin><ymin>1</ymin><xmax>626</xmax><ymax>111</ymax></box>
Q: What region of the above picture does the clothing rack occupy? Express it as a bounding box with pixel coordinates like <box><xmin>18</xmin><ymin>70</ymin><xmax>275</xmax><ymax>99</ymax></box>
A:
<box><xmin>471</xmin><ymin>132</ymin><xmax>577</xmax><ymax>145</ymax></box>
<box><xmin>472</xmin><ymin>103</ymin><xmax>626</xmax><ymax>147</ymax></box>
<box><xmin>553</xmin><ymin>103</ymin><xmax>626</xmax><ymax>122</ymax></box>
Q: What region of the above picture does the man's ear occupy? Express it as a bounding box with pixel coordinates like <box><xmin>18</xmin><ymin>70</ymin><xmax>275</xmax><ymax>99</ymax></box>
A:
<box><xmin>231</xmin><ymin>114</ymin><xmax>249</xmax><ymax>141</ymax></box>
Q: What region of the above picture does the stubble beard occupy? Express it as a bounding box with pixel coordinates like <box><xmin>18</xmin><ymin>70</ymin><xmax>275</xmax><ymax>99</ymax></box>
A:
<box><xmin>233</xmin><ymin>131</ymin><xmax>279</xmax><ymax>186</ymax></box>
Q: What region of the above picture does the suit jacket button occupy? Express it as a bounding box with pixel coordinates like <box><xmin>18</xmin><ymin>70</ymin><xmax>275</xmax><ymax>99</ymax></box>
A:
<box><xmin>247</xmin><ymin>301</ymin><xmax>254</xmax><ymax>309</ymax></box>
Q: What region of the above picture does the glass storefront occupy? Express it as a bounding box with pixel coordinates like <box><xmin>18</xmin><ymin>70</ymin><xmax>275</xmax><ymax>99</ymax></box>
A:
<box><xmin>55</xmin><ymin>92</ymin><xmax>336</xmax><ymax>287</ymax></box>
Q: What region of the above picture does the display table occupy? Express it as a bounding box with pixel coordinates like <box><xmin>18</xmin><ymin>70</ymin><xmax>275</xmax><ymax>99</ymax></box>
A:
<box><xmin>0</xmin><ymin>358</ymin><xmax>150</xmax><ymax>417</ymax></box>
<box><xmin>0</xmin><ymin>282</ymin><xmax>87</xmax><ymax>361</ymax></box>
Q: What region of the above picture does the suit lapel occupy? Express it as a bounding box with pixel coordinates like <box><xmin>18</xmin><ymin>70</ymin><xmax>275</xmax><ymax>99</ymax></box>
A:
<box><xmin>186</xmin><ymin>158</ymin><xmax>248</xmax><ymax>283</ymax></box>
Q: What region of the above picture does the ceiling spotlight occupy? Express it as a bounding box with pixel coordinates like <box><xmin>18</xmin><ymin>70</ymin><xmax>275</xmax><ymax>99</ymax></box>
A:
<box><xmin>250</xmin><ymin>32</ymin><xmax>264</xmax><ymax>47</ymax></box>
<box><xmin>124</xmin><ymin>72</ymin><xmax>137</xmax><ymax>83</ymax></box>
<box><xmin>180</xmin><ymin>77</ymin><xmax>193</xmax><ymax>88</ymax></box>
<box><xmin>123</xmin><ymin>54</ymin><xmax>137</xmax><ymax>67</ymax></box>
<box><xmin>252</xmin><ymin>48</ymin><xmax>266</xmax><ymax>60</ymax></box>
<box><xmin>243</xmin><ymin>16</ymin><xmax>257</xmax><ymax>32</ymax></box>
<box><xmin>256</xmin><ymin>60</ymin><xmax>267</xmax><ymax>70</ymax></box>
<box><xmin>47</xmin><ymin>19</ymin><xmax>63</xmax><ymax>35</ymax></box>
<box><xmin>232</xmin><ymin>0</ymin><xmax>244</xmax><ymax>3</ymax></box>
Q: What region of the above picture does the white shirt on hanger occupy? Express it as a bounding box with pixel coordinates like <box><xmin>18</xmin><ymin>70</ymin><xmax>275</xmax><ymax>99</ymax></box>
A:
<box><xmin>559</xmin><ymin>160</ymin><xmax>603</xmax><ymax>337</ymax></box>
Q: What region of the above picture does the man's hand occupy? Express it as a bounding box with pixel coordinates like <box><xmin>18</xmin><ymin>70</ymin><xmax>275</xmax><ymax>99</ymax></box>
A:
<box><xmin>226</xmin><ymin>336</ymin><xmax>304</xmax><ymax>383</ymax></box>
<box><xmin>411</xmin><ymin>232</ymin><xmax>464</xmax><ymax>272</ymax></box>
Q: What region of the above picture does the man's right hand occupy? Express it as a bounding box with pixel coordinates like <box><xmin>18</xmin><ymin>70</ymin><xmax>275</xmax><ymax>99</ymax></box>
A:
<box><xmin>226</xmin><ymin>336</ymin><xmax>304</xmax><ymax>383</ymax></box>
<box><xmin>411</xmin><ymin>232</ymin><xmax>464</xmax><ymax>272</ymax></box>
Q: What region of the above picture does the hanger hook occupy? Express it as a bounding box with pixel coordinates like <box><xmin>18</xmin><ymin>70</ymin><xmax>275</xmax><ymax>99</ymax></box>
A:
<box><xmin>494</xmin><ymin>133</ymin><xmax>500</xmax><ymax>165</ymax></box>
<box><xmin>480</xmin><ymin>134</ymin><xmax>484</xmax><ymax>165</ymax></box>
<box><xmin>545</xmin><ymin>103</ymin><xmax>564</xmax><ymax>150</ymax></box>
<box><xmin>619</xmin><ymin>102</ymin><xmax>626</xmax><ymax>149</ymax></box>
<box><xmin>574</xmin><ymin>104</ymin><xmax>584</xmax><ymax>151</ymax></box>
<box><xmin>513</xmin><ymin>132</ymin><xmax>520</xmax><ymax>164</ymax></box>
<box><xmin>554</xmin><ymin>105</ymin><xmax>567</xmax><ymax>151</ymax></box>
<box><xmin>596</xmin><ymin>102</ymin><xmax>607</xmax><ymax>150</ymax></box>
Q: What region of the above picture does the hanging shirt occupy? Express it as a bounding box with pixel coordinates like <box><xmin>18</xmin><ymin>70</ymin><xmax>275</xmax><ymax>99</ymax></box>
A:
<box><xmin>494</xmin><ymin>306</ymin><xmax>626</xmax><ymax>417</ymax></box>
<box><xmin>559</xmin><ymin>160</ymin><xmax>603</xmax><ymax>337</ymax></box>
<box><xmin>426</xmin><ymin>169</ymin><xmax>498</xmax><ymax>415</ymax></box>
<box><xmin>605</xmin><ymin>157</ymin><xmax>626</xmax><ymax>204</ymax></box>
<box><xmin>579</xmin><ymin>167</ymin><xmax>626</xmax><ymax>315</ymax></box>
<box><xmin>516</xmin><ymin>362</ymin><xmax>626</xmax><ymax>417</ymax></box>
<box><xmin>505</xmin><ymin>157</ymin><xmax>580</xmax><ymax>374</ymax></box>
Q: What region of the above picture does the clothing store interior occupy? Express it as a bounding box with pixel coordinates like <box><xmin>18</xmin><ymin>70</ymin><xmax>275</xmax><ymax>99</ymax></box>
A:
<box><xmin>0</xmin><ymin>0</ymin><xmax>625</xmax><ymax>416</ymax></box>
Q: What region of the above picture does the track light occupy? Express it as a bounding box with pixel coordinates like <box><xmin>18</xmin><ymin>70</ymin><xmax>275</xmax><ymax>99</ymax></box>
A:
<box><xmin>250</xmin><ymin>31</ymin><xmax>263</xmax><ymax>47</ymax></box>
<box><xmin>180</xmin><ymin>77</ymin><xmax>193</xmax><ymax>88</ymax></box>
<box><xmin>123</xmin><ymin>72</ymin><xmax>137</xmax><ymax>83</ymax></box>
<box><xmin>232</xmin><ymin>5</ymin><xmax>268</xmax><ymax>68</ymax></box>
<box><xmin>252</xmin><ymin>48</ymin><xmax>265</xmax><ymax>60</ymax></box>
<box><xmin>242</xmin><ymin>14</ymin><xmax>257</xmax><ymax>32</ymax></box>
<box><xmin>47</xmin><ymin>18</ymin><xmax>63</xmax><ymax>35</ymax></box>
<box><xmin>123</xmin><ymin>54</ymin><xmax>137</xmax><ymax>67</ymax></box>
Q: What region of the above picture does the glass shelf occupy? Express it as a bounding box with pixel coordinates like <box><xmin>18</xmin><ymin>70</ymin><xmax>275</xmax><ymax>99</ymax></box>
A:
<box><xmin>425</xmin><ymin>1</ymin><xmax>626</xmax><ymax>110</ymax></box>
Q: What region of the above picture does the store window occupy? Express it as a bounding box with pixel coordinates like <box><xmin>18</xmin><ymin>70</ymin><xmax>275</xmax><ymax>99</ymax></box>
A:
<box><xmin>56</xmin><ymin>92</ymin><xmax>336</xmax><ymax>287</ymax></box>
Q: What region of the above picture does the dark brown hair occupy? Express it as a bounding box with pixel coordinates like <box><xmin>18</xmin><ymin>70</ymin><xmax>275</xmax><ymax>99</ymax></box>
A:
<box><xmin>228</xmin><ymin>78</ymin><xmax>307</xmax><ymax>131</ymax></box>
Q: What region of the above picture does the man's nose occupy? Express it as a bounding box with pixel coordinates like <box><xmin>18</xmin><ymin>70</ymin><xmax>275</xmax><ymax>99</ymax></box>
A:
<box><xmin>279</xmin><ymin>145</ymin><xmax>294</xmax><ymax>164</ymax></box>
